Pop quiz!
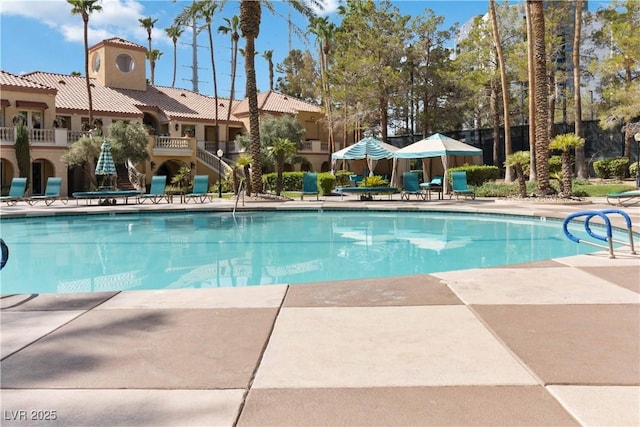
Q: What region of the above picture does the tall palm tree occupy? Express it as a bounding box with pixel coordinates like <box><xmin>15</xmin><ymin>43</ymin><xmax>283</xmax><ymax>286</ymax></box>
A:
<box><xmin>165</xmin><ymin>25</ymin><xmax>184</xmax><ymax>88</ymax></box>
<box><xmin>240</xmin><ymin>0</ymin><xmax>321</xmax><ymax>195</ymax></box>
<box><xmin>572</xmin><ymin>0</ymin><xmax>587</xmax><ymax>178</ymax></box>
<box><xmin>68</xmin><ymin>0</ymin><xmax>102</xmax><ymax>126</ymax></box>
<box><xmin>529</xmin><ymin>0</ymin><xmax>553</xmax><ymax>195</ymax></box>
<box><xmin>139</xmin><ymin>17</ymin><xmax>158</xmax><ymax>85</ymax></box>
<box><xmin>308</xmin><ymin>16</ymin><xmax>337</xmax><ymax>165</ymax></box>
<box><xmin>488</xmin><ymin>0</ymin><xmax>513</xmax><ymax>182</ymax></box>
<box><xmin>262</xmin><ymin>50</ymin><xmax>274</xmax><ymax>91</ymax></box>
<box><xmin>199</xmin><ymin>1</ymin><xmax>221</xmax><ymax>139</ymax></box>
<box><xmin>218</xmin><ymin>15</ymin><xmax>240</xmax><ymax>135</ymax></box>
<box><xmin>525</xmin><ymin>1</ymin><xmax>536</xmax><ymax>182</ymax></box>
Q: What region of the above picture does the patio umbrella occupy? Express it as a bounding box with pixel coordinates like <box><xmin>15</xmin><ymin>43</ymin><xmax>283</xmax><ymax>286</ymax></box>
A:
<box><xmin>95</xmin><ymin>139</ymin><xmax>117</xmax><ymax>188</ymax></box>
<box><xmin>394</xmin><ymin>133</ymin><xmax>482</xmax><ymax>193</ymax></box>
<box><xmin>331</xmin><ymin>136</ymin><xmax>399</xmax><ymax>183</ymax></box>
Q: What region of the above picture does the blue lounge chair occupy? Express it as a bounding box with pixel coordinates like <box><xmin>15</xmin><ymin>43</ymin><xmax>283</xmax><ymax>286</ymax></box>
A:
<box><xmin>450</xmin><ymin>171</ymin><xmax>475</xmax><ymax>199</ymax></box>
<box><xmin>183</xmin><ymin>175</ymin><xmax>211</xmax><ymax>203</ymax></box>
<box><xmin>137</xmin><ymin>175</ymin><xmax>170</xmax><ymax>204</ymax></box>
<box><xmin>301</xmin><ymin>172</ymin><xmax>319</xmax><ymax>200</ymax></box>
<box><xmin>606</xmin><ymin>189</ymin><xmax>640</xmax><ymax>206</ymax></box>
<box><xmin>27</xmin><ymin>177</ymin><xmax>66</xmax><ymax>206</ymax></box>
<box><xmin>401</xmin><ymin>172</ymin><xmax>424</xmax><ymax>200</ymax></box>
<box><xmin>1</xmin><ymin>177</ymin><xmax>27</xmax><ymax>206</ymax></box>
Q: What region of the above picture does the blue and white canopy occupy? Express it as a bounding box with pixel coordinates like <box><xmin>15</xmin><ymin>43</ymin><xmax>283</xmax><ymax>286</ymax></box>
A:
<box><xmin>331</xmin><ymin>137</ymin><xmax>398</xmax><ymax>160</ymax></box>
<box><xmin>95</xmin><ymin>139</ymin><xmax>117</xmax><ymax>176</ymax></box>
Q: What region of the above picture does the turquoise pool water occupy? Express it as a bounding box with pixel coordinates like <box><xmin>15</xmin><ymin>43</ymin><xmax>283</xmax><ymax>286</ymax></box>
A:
<box><xmin>0</xmin><ymin>210</ymin><xmax>620</xmax><ymax>294</ymax></box>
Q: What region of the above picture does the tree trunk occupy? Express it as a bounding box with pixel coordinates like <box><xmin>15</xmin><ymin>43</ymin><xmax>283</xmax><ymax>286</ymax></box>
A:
<box><xmin>526</xmin><ymin>1</ymin><xmax>537</xmax><ymax>182</ymax></box>
<box><xmin>207</xmin><ymin>25</ymin><xmax>219</xmax><ymax>139</ymax></box>
<box><xmin>240</xmin><ymin>0</ymin><xmax>262</xmax><ymax>194</ymax></box>
<box><xmin>530</xmin><ymin>0</ymin><xmax>553</xmax><ymax>195</ymax></box>
<box><xmin>491</xmin><ymin>83</ymin><xmax>501</xmax><ymax>168</ymax></box>
<box><xmin>83</xmin><ymin>14</ymin><xmax>93</xmax><ymax>125</ymax></box>
<box><xmin>561</xmin><ymin>150</ymin><xmax>573</xmax><ymax>197</ymax></box>
<box><xmin>573</xmin><ymin>0</ymin><xmax>586</xmax><ymax>178</ymax></box>
<box><xmin>515</xmin><ymin>164</ymin><xmax>527</xmax><ymax>197</ymax></box>
<box><xmin>489</xmin><ymin>0</ymin><xmax>513</xmax><ymax>182</ymax></box>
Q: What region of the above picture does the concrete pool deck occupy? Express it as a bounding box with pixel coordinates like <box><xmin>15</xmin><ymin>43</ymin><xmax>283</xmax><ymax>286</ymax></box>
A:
<box><xmin>1</xmin><ymin>195</ymin><xmax>639</xmax><ymax>426</ymax></box>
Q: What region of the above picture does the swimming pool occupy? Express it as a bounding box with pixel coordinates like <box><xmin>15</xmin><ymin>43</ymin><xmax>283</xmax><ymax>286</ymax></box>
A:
<box><xmin>0</xmin><ymin>210</ymin><xmax>624</xmax><ymax>294</ymax></box>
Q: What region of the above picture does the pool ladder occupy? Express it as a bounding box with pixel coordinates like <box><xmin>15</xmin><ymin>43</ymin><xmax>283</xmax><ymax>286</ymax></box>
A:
<box><xmin>562</xmin><ymin>209</ymin><xmax>636</xmax><ymax>259</ymax></box>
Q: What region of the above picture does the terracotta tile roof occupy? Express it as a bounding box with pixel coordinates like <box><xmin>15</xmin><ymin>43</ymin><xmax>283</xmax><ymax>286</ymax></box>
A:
<box><xmin>24</xmin><ymin>72</ymin><xmax>143</xmax><ymax>116</ymax></box>
<box><xmin>118</xmin><ymin>86</ymin><xmax>242</xmax><ymax>123</ymax></box>
<box><xmin>0</xmin><ymin>70</ymin><xmax>56</xmax><ymax>94</ymax></box>
<box><xmin>90</xmin><ymin>37</ymin><xmax>147</xmax><ymax>53</ymax></box>
<box><xmin>233</xmin><ymin>90</ymin><xmax>322</xmax><ymax>116</ymax></box>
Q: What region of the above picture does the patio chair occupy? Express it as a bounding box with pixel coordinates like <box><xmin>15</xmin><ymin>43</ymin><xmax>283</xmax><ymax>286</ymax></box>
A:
<box><xmin>606</xmin><ymin>189</ymin><xmax>640</xmax><ymax>206</ymax></box>
<box><xmin>450</xmin><ymin>171</ymin><xmax>475</xmax><ymax>199</ymax></box>
<box><xmin>137</xmin><ymin>175</ymin><xmax>170</xmax><ymax>204</ymax></box>
<box><xmin>401</xmin><ymin>172</ymin><xmax>424</xmax><ymax>200</ymax></box>
<box><xmin>27</xmin><ymin>177</ymin><xmax>67</xmax><ymax>206</ymax></box>
<box><xmin>1</xmin><ymin>177</ymin><xmax>27</xmax><ymax>206</ymax></box>
<box><xmin>183</xmin><ymin>175</ymin><xmax>211</xmax><ymax>203</ymax></box>
<box><xmin>301</xmin><ymin>172</ymin><xmax>319</xmax><ymax>200</ymax></box>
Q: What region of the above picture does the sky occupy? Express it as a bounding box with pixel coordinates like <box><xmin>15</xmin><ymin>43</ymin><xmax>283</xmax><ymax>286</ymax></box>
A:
<box><xmin>0</xmin><ymin>0</ymin><xmax>609</xmax><ymax>100</ymax></box>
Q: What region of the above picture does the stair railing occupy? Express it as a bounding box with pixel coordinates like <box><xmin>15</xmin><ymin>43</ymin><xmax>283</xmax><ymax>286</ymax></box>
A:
<box><xmin>126</xmin><ymin>159</ymin><xmax>146</xmax><ymax>193</ymax></box>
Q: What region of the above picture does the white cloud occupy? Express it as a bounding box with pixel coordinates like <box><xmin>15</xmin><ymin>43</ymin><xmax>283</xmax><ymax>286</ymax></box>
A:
<box><xmin>314</xmin><ymin>0</ymin><xmax>340</xmax><ymax>16</ymax></box>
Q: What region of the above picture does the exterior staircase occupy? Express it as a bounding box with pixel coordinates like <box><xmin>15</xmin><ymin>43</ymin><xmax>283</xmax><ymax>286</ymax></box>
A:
<box><xmin>115</xmin><ymin>163</ymin><xmax>135</xmax><ymax>190</ymax></box>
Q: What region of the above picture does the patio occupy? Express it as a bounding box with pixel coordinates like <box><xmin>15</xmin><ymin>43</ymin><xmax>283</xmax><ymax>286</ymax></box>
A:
<box><xmin>1</xmin><ymin>196</ymin><xmax>638</xmax><ymax>426</ymax></box>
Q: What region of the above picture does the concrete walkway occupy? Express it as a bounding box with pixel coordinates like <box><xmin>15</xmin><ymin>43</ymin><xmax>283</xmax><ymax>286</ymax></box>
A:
<box><xmin>1</xmin><ymin>195</ymin><xmax>639</xmax><ymax>426</ymax></box>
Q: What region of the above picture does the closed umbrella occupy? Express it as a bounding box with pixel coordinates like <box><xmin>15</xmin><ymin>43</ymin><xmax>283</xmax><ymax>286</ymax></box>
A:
<box><xmin>95</xmin><ymin>139</ymin><xmax>117</xmax><ymax>188</ymax></box>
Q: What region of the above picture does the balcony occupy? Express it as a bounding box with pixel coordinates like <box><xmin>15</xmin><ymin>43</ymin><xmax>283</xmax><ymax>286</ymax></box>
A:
<box><xmin>0</xmin><ymin>127</ymin><xmax>91</xmax><ymax>146</ymax></box>
<box><xmin>151</xmin><ymin>136</ymin><xmax>194</xmax><ymax>157</ymax></box>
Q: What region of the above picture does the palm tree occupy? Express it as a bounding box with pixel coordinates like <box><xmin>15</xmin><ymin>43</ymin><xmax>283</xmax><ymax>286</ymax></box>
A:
<box><xmin>308</xmin><ymin>16</ymin><xmax>337</xmax><ymax>165</ymax></box>
<box><xmin>262</xmin><ymin>50</ymin><xmax>274</xmax><ymax>91</ymax></box>
<box><xmin>147</xmin><ymin>49</ymin><xmax>163</xmax><ymax>86</ymax></box>
<box><xmin>268</xmin><ymin>137</ymin><xmax>297</xmax><ymax>196</ymax></box>
<box><xmin>525</xmin><ymin>1</ymin><xmax>537</xmax><ymax>182</ymax></box>
<box><xmin>199</xmin><ymin>1</ymin><xmax>221</xmax><ymax>139</ymax></box>
<box><xmin>165</xmin><ymin>25</ymin><xmax>184</xmax><ymax>88</ymax></box>
<box><xmin>488</xmin><ymin>0</ymin><xmax>513</xmax><ymax>182</ymax></box>
<box><xmin>139</xmin><ymin>16</ymin><xmax>159</xmax><ymax>85</ymax></box>
<box><xmin>218</xmin><ymin>15</ymin><xmax>241</xmax><ymax>134</ymax></box>
<box><xmin>68</xmin><ymin>0</ymin><xmax>102</xmax><ymax>125</ymax></box>
<box><xmin>504</xmin><ymin>151</ymin><xmax>530</xmax><ymax>198</ymax></box>
<box><xmin>240</xmin><ymin>0</ymin><xmax>321</xmax><ymax>195</ymax></box>
<box><xmin>529</xmin><ymin>0</ymin><xmax>553</xmax><ymax>195</ymax></box>
<box><xmin>573</xmin><ymin>0</ymin><xmax>587</xmax><ymax>179</ymax></box>
<box><xmin>550</xmin><ymin>133</ymin><xmax>585</xmax><ymax>197</ymax></box>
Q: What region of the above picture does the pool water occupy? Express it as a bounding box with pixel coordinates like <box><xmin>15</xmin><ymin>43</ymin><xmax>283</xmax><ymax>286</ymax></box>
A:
<box><xmin>0</xmin><ymin>210</ymin><xmax>622</xmax><ymax>294</ymax></box>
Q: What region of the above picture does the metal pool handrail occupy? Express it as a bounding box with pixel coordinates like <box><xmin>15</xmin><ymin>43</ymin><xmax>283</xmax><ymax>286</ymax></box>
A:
<box><xmin>562</xmin><ymin>209</ymin><xmax>636</xmax><ymax>259</ymax></box>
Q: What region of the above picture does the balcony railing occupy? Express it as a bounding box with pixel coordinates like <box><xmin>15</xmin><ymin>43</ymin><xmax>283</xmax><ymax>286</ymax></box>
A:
<box><xmin>154</xmin><ymin>136</ymin><xmax>191</xmax><ymax>150</ymax></box>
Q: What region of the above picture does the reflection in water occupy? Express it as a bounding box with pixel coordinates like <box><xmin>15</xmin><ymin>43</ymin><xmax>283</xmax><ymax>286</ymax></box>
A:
<box><xmin>1</xmin><ymin>211</ymin><xmax>602</xmax><ymax>294</ymax></box>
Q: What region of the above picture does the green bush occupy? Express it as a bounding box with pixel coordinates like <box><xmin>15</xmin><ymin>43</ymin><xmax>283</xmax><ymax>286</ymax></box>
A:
<box><xmin>334</xmin><ymin>170</ymin><xmax>352</xmax><ymax>187</ymax></box>
<box><xmin>593</xmin><ymin>157</ymin><xmax>630</xmax><ymax>179</ymax></box>
<box><xmin>318</xmin><ymin>172</ymin><xmax>335</xmax><ymax>195</ymax></box>
<box><xmin>630</xmin><ymin>161</ymin><xmax>638</xmax><ymax>177</ymax></box>
<box><xmin>263</xmin><ymin>172</ymin><xmax>304</xmax><ymax>192</ymax></box>
<box><xmin>448</xmin><ymin>165</ymin><xmax>501</xmax><ymax>186</ymax></box>
<box><xmin>360</xmin><ymin>175</ymin><xmax>388</xmax><ymax>187</ymax></box>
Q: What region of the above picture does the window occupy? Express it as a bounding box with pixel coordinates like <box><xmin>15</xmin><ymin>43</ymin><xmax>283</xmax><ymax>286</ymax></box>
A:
<box><xmin>115</xmin><ymin>53</ymin><xmax>135</xmax><ymax>73</ymax></box>
<box><xmin>92</xmin><ymin>52</ymin><xmax>101</xmax><ymax>73</ymax></box>
<box><xmin>17</xmin><ymin>110</ymin><xmax>44</xmax><ymax>128</ymax></box>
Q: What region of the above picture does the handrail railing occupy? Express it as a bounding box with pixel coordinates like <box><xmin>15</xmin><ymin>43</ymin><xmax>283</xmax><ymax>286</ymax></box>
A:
<box><xmin>196</xmin><ymin>147</ymin><xmax>233</xmax><ymax>178</ymax></box>
<box><xmin>233</xmin><ymin>178</ymin><xmax>245</xmax><ymax>216</ymax></box>
<box><xmin>126</xmin><ymin>159</ymin><xmax>145</xmax><ymax>192</ymax></box>
<box><xmin>562</xmin><ymin>209</ymin><xmax>636</xmax><ymax>259</ymax></box>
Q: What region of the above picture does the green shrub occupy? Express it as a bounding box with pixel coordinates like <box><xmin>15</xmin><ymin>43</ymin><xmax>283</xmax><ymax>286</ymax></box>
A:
<box><xmin>334</xmin><ymin>170</ymin><xmax>352</xmax><ymax>187</ymax></box>
<box><xmin>360</xmin><ymin>175</ymin><xmax>388</xmax><ymax>187</ymax></box>
<box><xmin>593</xmin><ymin>157</ymin><xmax>630</xmax><ymax>179</ymax></box>
<box><xmin>448</xmin><ymin>165</ymin><xmax>501</xmax><ymax>186</ymax></box>
<box><xmin>263</xmin><ymin>171</ymin><xmax>304</xmax><ymax>192</ymax></box>
<box><xmin>630</xmin><ymin>161</ymin><xmax>638</xmax><ymax>177</ymax></box>
<box><xmin>609</xmin><ymin>157</ymin><xmax>630</xmax><ymax>179</ymax></box>
<box><xmin>318</xmin><ymin>172</ymin><xmax>335</xmax><ymax>195</ymax></box>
